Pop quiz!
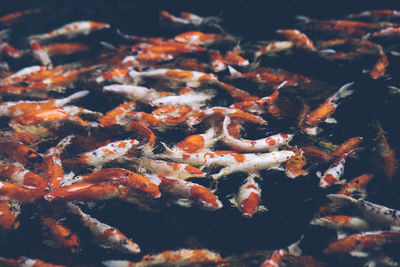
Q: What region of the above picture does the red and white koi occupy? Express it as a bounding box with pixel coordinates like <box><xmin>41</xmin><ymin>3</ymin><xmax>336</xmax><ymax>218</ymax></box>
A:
<box><xmin>41</xmin><ymin>216</ymin><xmax>80</xmax><ymax>252</ymax></box>
<box><xmin>140</xmin><ymin>159</ymin><xmax>206</xmax><ymax>180</ymax></box>
<box><xmin>209</xmin><ymin>50</ymin><xmax>227</xmax><ymax>72</ymax></box>
<box><xmin>128</xmin><ymin>68</ymin><xmax>219</xmax><ymax>87</ymax></box>
<box><xmin>323</xmin><ymin>230</ymin><xmax>400</xmax><ymax>256</ymax></box>
<box><xmin>30</xmin><ymin>40</ymin><xmax>52</xmax><ymax>68</ymax></box>
<box><xmin>311</xmin><ymin>215</ymin><xmax>370</xmax><ymax>231</ymax></box>
<box><xmin>103</xmin><ymin>248</ymin><xmax>225</xmax><ymax>267</ymax></box>
<box><xmin>174</xmin><ymin>31</ymin><xmax>223</xmax><ymax>46</ymax></box>
<box><xmin>229</xmin><ymin>174</ymin><xmax>266</xmax><ymax>217</ymax></box>
<box><xmin>98</xmin><ymin>101</ymin><xmax>137</xmax><ymax>127</ymax></box>
<box><xmin>0</xmin><ymin>200</ymin><xmax>20</xmax><ymax>230</ymax></box>
<box><xmin>301</xmin><ymin>82</ymin><xmax>354</xmax><ymax>135</ymax></box>
<box><xmin>254</xmin><ymin>41</ymin><xmax>294</xmax><ymax>59</ymax></box>
<box><xmin>318</xmin><ymin>151</ymin><xmax>352</xmax><ymax>188</ymax></box>
<box><xmin>148</xmin><ymin>175</ymin><xmax>222</xmax><ymax>210</ymax></box>
<box><xmin>222</xmin><ymin>116</ymin><xmax>293</xmax><ymax>152</ymax></box>
<box><xmin>0</xmin><ymin>40</ymin><xmax>21</xmax><ymax>58</ymax></box>
<box><xmin>229</xmin><ymin>86</ymin><xmax>280</xmax><ymax>114</ymax></box>
<box><xmin>277</xmin><ymin>29</ymin><xmax>317</xmax><ymax>52</ymax></box>
<box><xmin>0</xmin><ymin>90</ymin><xmax>88</xmax><ymax>117</ymax></box>
<box><xmin>62</xmin><ymin>168</ymin><xmax>161</xmax><ymax>199</ymax></box>
<box><xmin>29</xmin><ymin>21</ymin><xmax>110</xmax><ymax>41</ymax></box>
<box><xmin>68</xmin><ymin>203</ymin><xmax>141</xmax><ymax>254</ymax></box>
<box><xmin>327</xmin><ymin>194</ymin><xmax>400</xmax><ymax>227</ymax></box>
<box><xmin>96</xmin><ymin>68</ymin><xmax>130</xmax><ymax>83</ymax></box>
<box><xmin>0</xmin><ymin>163</ymin><xmax>47</xmax><ymax>189</ymax></box>
<box><xmin>211</xmin><ymin>150</ymin><xmax>295</xmax><ymax>179</ymax></box>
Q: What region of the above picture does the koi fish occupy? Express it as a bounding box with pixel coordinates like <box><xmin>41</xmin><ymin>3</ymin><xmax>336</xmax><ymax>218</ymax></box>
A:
<box><xmin>327</xmin><ymin>194</ymin><xmax>400</xmax><ymax>227</ymax></box>
<box><xmin>347</xmin><ymin>10</ymin><xmax>400</xmax><ymax>20</ymax></box>
<box><xmin>323</xmin><ymin>230</ymin><xmax>400</xmax><ymax>256</ymax></box>
<box><xmin>148</xmin><ymin>175</ymin><xmax>222</xmax><ymax>210</ymax></box>
<box><xmin>0</xmin><ymin>256</ymin><xmax>65</xmax><ymax>267</ymax></box>
<box><xmin>285</xmin><ymin>149</ymin><xmax>308</xmax><ymax>178</ymax></box>
<box><xmin>211</xmin><ymin>150</ymin><xmax>295</xmax><ymax>179</ymax></box>
<box><xmin>29</xmin><ymin>21</ymin><xmax>110</xmax><ymax>41</ymax></box>
<box><xmin>98</xmin><ymin>101</ymin><xmax>137</xmax><ymax>127</ymax></box>
<box><xmin>128</xmin><ymin>68</ymin><xmax>219</xmax><ymax>87</ymax></box>
<box><xmin>336</xmin><ymin>173</ymin><xmax>373</xmax><ymax>196</ymax></box>
<box><xmin>0</xmin><ymin>40</ymin><xmax>21</xmax><ymax>58</ymax></box>
<box><xmin>30</xmin><ymin>40</ymin><xmax>53</xmax><ymax>68</ymax></box>
<box><xmin>209</xmin><ymin>50</ymin><xmax>227</xmax><ymax>72</ymax></box>
<box><xmin>63</xmin><ymin>168</ymin><xmax>161</xmax><ymax>199</ymax></box>
<box><xmin>41</xmin><ymin>216</ymin><xmax>80</xmax><ymax>252</ymax></box>
<box><xmin>311</xmin><ymin>215</ymin><xmax>370</xmax><ymax>231</ymax></box>
<box><xmin>151</xmin><ymin>88</ymin><xmax>214</xmax><ymax>108</ymax></box>
<box><xmin>0</xmin><ymin>181</ymin><xmax>45</xmax><ymax>202</ymax></box>
<box><xmin>140</xmin><ymin>159</ymin><xmax>205</xmax><ymax>180</ymax></box>
<box><xmin>370</xmin><ymin>47</ymin><xmax>388</xmax><ymax>79</ymax></box>
<box><xmin>224</xmin><ymin>50</ymin><xmax>249</xmax><ymax>66</ymax></box>
<box><xmin>218</xmin><ymin>82</ymin><xmax>259</xmax><ymax>102</ymax></box>
<box><xmin>301</xmin><ymin>146</ymin><xmax>332</xmax><ymax>162</ymax></box>
<box><xmin>317</xmin><ymin>151</ymin><xmax>352</xmax><ymax>188</ymax></box>
<box><xmin>0</xmin><ymin>141</ymin><xmax>43</xmax><ymax>169</ymax></box>
<box><xmin>229</xmin><ymin>174</ymin><xmax>267</xmax><ymax>217</ymax></box>
<box><xmin>68</xmin><ymin>203</ymin><xmax>140</xmax><ymax>254</ymax></box>
<box><xmin>103</xmin><ymin>248</ymin><xmax>225</xmax><ymax>266</ymax></box>
<box><xmin>301</xmin><ymin>82</ymin><xmax>354</xmax><ymax>135</ymax></box>
<box><xmin>373</xmin><ymin>120</ymin><xmax>397</xmax><ymax>181</ymax></box>
<box><xmin>254</xmin><ymin>41</ymin><xmax>294</xmax><ymax>59</ymax></box>
<box><xmin>41</xmin><ymin>42</ymin><xmax>89</xmax><ymax>56</ymax></box>
<box><xmin>134</xmin><ymin>40</ymin><xmax>205</xmax><ymax>55</ymax></box>
<box><xmin>0</xmin><ymin>90</ymin><xmax>88</xmax><ymax>117</ymax></box>
<box><xmin>277</xmin><ymin>29</ymin><xmax>317</xmax><ymax>52</ymax></box>
<box><xmin>0</xmin><ymin>200</ymin><xmax>20</xmax><ymax>230</ymax></box>
<box><xmin>261</xmin><ymin>238</ymin><xmax>302</xmax><ymax>267</ymax></box>
<box><xmin>0</xmin><ymin>163</ymin><xmax>47</xmax><ymax>189</ymax></box>
<box><xmin>0</xmin><ymin>8</ymin><xmax>40</xmax><ymax>26</ymax></box>
<box><xmin>96</xmin><ymin>68</ymin><xmax>130</xmax><ymax>83</ymax></box>
<box><xmin>174</xmin><ymin>31</ymin><xmax>223</xmax><ymax>45</ymax></box>
<box><xmin>331</xmin><ymin>137</ymin><xmax>363</xmax><ymax>157</ymax></box>
<box><xmin>0</xmin><ymin>65</ymin><xmax>46</xmax><ymax>86</ymax></box>
<box><xmin>222</xmin><ymin>116</ymin><xmax>293</xmax><ymax>152</ymax></box>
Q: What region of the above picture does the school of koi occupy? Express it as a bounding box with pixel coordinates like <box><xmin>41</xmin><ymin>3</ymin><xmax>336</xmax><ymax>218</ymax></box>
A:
<box><xmin>0</xmin><ymin>5</ymin><xmax>399</xmax><ymax>267</ymax></box>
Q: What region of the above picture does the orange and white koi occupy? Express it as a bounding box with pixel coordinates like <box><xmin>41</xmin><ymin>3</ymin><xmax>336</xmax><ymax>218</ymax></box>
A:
<box><xmin>311</xmin><ymin>215</ymin><xmax>370</xmax><ymax>231</ymax></box>
<box><xmin>0</xmin><ymin>40</ymin><xmax>21</xmax><ymax>58</ymax></box>
<box><xmin>43</xmin><ymin>135</ymin><xmax>73</xmax><ymax>190</ymax></box>
<box><xmin>30</xmin><ymin>40</ymin><xmax>52</xmax><ymax>68</ymax></box>
<box><xmin>128</xmin><ymin>68</ymin><xmax>219</xmax><ymax>87</ymax></box>
<box><xmin>0</xmin><ymin>8</ymin><xmax>40</xmax><ymax>26</ymax></box>
<box><xmin>0</xmin><ymin>141</ymin><xmax>43</xmax><ymax>169</ymax></box>
<box><xmin>277</xmin><ymin>29</ymin><xmax>317</xmax><ymax>52</ymax></box>
<box><xmin>336</xmin><ymin>173</ymin><xmax>373</xmax><ymax>196</ymax></box>
<box><xmin>66</xmin><ymin>139</ymin><xmax>139</xmax><ymax>169</ymax></box>
<box><xmin>63</xmin><ymin>168</ymin><xmax>161</xmax><ymax>199</ymax></box>
<box><xmin>103</xmin><ymin>84</ymin><xmax>166</xmax><ymax>103</ymax></box>
<box><xmin>98</xmin><ymin>101</ymin><xmax>137</xmax><ymax>127</ymax></box>
<box><xmin>140</xmin><ymin>159</ymin><xmax>206</xmax><ymax>180</ymax></box>
<box><xmin>323</xmin><ymin>230</ymin><xmax>400</xmax><ymax>256</ymax></box>
<box><xmin>0</xmin><ymin>256</ymin><xmax>65</xmax><ymax>267</ymax></box>
<box><xmin>224</xmin><ymin>50</ymin><xmax>249</xmax><ymax>66</ymax></box>
<box><xmin>41</xmin><ymin>42</ymin><xmax>89</xmax><ymax>56</ymax></box>
<box><xmin>317</xmin><ymin>151</ymin><xmax>352</xmax><ymax>188</ymax></box>
<box><xmin>209</xmin><ymin>50</ymin><xmax>227</xmax><ymax>72</ymax></box>
<box><xmin>347</xmin><ymin>10</ymin><xmax>400</xmax><ymax>20</ymax></box>
<box><xmin>261</xmin><ymin>238</ymin><xmax>302</xmax><ymax>267</ymax></box>
<box><xmin>331</xmin><ymin>136</ymin><xmax>363</xmax><ymax>157</ymax></box>
<box><xmin>29</xmin><ymin>21</ymin><xmax>110</xmax><ymax>41</ymax></box>
<box><xmin>285</xmin><ymin>149</ymin><xmax>308</xmax><ymax>178</ymax></box>
<box><xmin>0</xmin><ymin>90</ymin><xmax>88</xmax><ymax>117</ymax></box>
<box><xmin>0</xmin><ymin>65</ymin><xmax>45</xmax><ymax>86</ymax></box>
<box><xmin>150</xmin><ymin>89</ymin><xmax>215</xmax><ymax>107</ymax></box>
<box><xmin>0</xmin><ymin>200</ymin><xmax>20</xmax><ymax>230</ymax></box>
<box><xmin>41</xmin><ymin>216</ymin><xmax>80</xmax><ymax>252</ymax></box>
<box><xmin>134</xmin><ymin>40</ymin><xmax>205</xmax><ymax>55</ymax></box>
<box><xmin>0</xmin><ymin>163</ymin><xmax>47</xmax><ymax>189</ymax></box>
<box><xmin>68</xmin><ymin>203</ymin><xmax>141</xmax><ymax>254</ymax></box>
<box><xmin>218</xmin><ymin>81</ymin><xmax>259</xmax><ymax>102</ymax></box>
<box><xmin>222</xmin><ymin>116</ymin><xmax>292</xmax><ymax>152</ymax></box>
<box><xmin>45</xmin><ymin>182</ymin><xmax>120</xmax><ymax>202</ymax></box>
<box><xmin>229</xmin><ymin>174</ymin><xmax>266</xmax><ymax>217</ymax></box>
<box><xmin>211</xmin><ymin>150</ymin><xmax>295</xmax><ymax>179</ymax></box>
<box><xmin>0</xmin><ymin>181</ymin><xmax>45</xmax><ymax>202</ymax></box>
<box><xmin>95</xmin><ymin>68</ymin><xmax>130</xmax><ymax>83</ymax></box>
<box><xmin>174</xmin><ymin>31</ymin><xmax>223</xmax><ymax>45</ymax></box>
<box><xmin>301</xmin><ymin>82</ymin><xmax>354</xmax><ymax>135</ymax></box>
<box><xmin>254</xmin><ymin>41</ymin><xmax>294</xmax><ymax>59</ymax></box>
<box><xmin>148</xmin><ymin>175</ymin><xmax>222</xmax><ymax>210</ymax></box>
<box><xmin>103</xmin><ymin>248</ymin><xmax>225</xmax><ymax>267</ymax></box>
<box><xmin>327</xmin><ymin>194</ymin><xmax>400</xmax><ymax>227</ymax></box>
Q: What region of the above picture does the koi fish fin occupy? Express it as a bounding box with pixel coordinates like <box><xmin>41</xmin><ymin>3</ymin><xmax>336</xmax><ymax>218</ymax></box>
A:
<box><xmin>324</xmin><ymin>117</ymin><xmax>337</xmax><ymax>124</ymax></box>
<box><xmin>175</xmin><ymin>198</ymin><xmax>192</xmax><ymax>208</ymax></box>
<box><xmin>256</xmin><ymin>205</ymin><xmax>268</xmax><ymax>213</ymax></box>
<box><xmin>337</xmin><ymin>82</ymin><xmax>354</xmax><ymax>99</ymax></box>
<box><xmin>228</xmin><ymin>194</ymin><xmax>238</xmax><ymax>208</ymax></box>
<box><xmin>60</xmin><ymin>173</ymin><xmax>81</xmax><ymax>187</ymax></box>
<box><xmin>287</xmin><ymin>235</ymin><xmax>304</xmax><ymax>256</ymax></box>
<box><xmin>388</xmin><ymin>85</ymin><xmax>400</xmax><ymax>94</ymax></box>
<box><xmin>160</xmin><ymin>142</ymin><xmax>174</xmax><ymax>154</ymax></box>
<box><xmin>390</xmin><ymin>51</ymin><xmax>400</xmax><ymax>56</ymax></box>
<box><xmin>62</xmin><ymin>90</ymin><xmax>89</xmax><ymax>104</ymax></box>
<box><xmin>227</xmin><ymin>65</ymin><xmax>242</xmax><ymax>78</ymax></box>
<box><xmin>269</xmin><ymin>165</ymin><xmax>285</xmax><ymax>171</ymax></box>
<box><xmin>337</xmin><ymin>230</ymin><xmax>347</xmax><ymax>239</ymax></box>
<box><xmin>303</xmin><ymin>126</ymin><xmax>318</xmax><ymax>136</ymax></box>
<box><xmin>350</xmin><ymin>250</ymin><xmax>369</xmax><ymax>258</ymax></box>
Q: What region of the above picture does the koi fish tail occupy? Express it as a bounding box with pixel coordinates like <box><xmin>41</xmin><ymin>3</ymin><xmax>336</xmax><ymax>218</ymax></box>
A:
<box><xmin>57</xmin><ymin>90</ymin><xmax>89</xmax><ymax>106</ymax></box>
<box><xmin>337</xmin><ymin>82</ymin><xmax>354</xmax><ymax>99</ymax></box>
<box><xmin>227</xmin><ymin>65</ymin><xmax>242</xmax><ymax>78</ymax></box>
<box><xmin>287</xmin><ymin>235</ymin><xmax>304</xmax><ymax>256</ymax></box>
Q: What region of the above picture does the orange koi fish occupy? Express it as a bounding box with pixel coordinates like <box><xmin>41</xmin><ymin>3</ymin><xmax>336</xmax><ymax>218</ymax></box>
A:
<box><xmin>302</xmin><ymin>146</ymin><xmax>331</xmax><ymax>162</ymax></box>
<box><xmin>98</xmin><ymin>101</ymin><xmax>137</xmax><ymax>127</ymax></box>
<box><xmin>174</xmin><ymin>31</ymin><xmax>223</xmax><ymax>45</ymax></box>
<box><xmin>103</xmin><ymin>248</ymin><xmax>225</xmax><ymax>266</ymax></box>
<box><xmin>96</xmin><ymin>68</ymin><xmax>130</xmax><ymax>83</ymax></box>
<box><xmin>222</xmin><ymin>116</ymin><xmax>293</xmax><ymax>152</ymax></box>
<box><xmin>0</xmin><ymin>200</ymin><xmax>20</xmax><ymax>230</ymax></box>
<box><xmin>0</xmin><ymin>8</ymin><xmax>40</xmax><ymax>26</ymax></box>
<box><xmin>0</xmin><ymin>256</ymin><xmax>65</xmax><ymax>267</ymax></box>
<box><xmin>277</xmin><ymin>29</ymin><xmax>317</xmax><ymax>51</ymax></box>
<box><xmin>373</xmin><ymin>121</ymin><xmax>397</xmax><ymax>181</ymax></box>
<box><xmin>0</xmin><ymin>181</ymin><xmax>45</xmax><ymax>202</ymax></box>
<box><xmin>229</xmin><ymin>174</ymin><xmax>266</xmax><ymax>217</ymax></box>
<box><xmin>301</xmin><ymin>82</ymin><xmax>354</xmax><ymax>135</ymax></box>
<box><xmin>148</xmin><ymin>175</ymin><xmax>222</xmax><ymax>210</ymax></box>
<box><xmin>311</xmin><ymin>215</ymin><xmax>369</xmax><ymax>231</ymax></box>
<box><xmin>323</xmin><ymin>230</ymin><xmax>400</xmax><ymax>256</ymax></box>
<box><xmin>0</xmin><ymin>163</ymin><xmax>47</xmax><ymax>189</ymax></box>
<box><xmin>64</xmin><ymin>168</ymin><xmax>161</xmax><ymax>199</ymax></box>
<box><xmin>0</xmin><ymin>65</ymin><xmax>46</xmax><ymax>86</ymax></box>
<box><xmin>141</xmin><ymin>159</ymin><xmax>205</xmax><ymax>180</ymax></box>
<box><xmin>0</xmin><ymin>141</ymin><xmax>43</xmax><ymax>169</ymax></box>
<box><xmin>218</xmin><ymin>82</ymin><xmax>259</xmax><ymax>102</ymax></box>
<box><xmin>41</xmin><ymin>216</ymin><xmax>80</xmax><ymax>252</ymax></box>
<box><xmin>41</xmin><ymin>42</ymin><xmax>89</xmax><ymax>56</ymax></box>
<box><xmin>29</xmin><ymin>21</ymin><xmax>110</xmax><ymax>41</ymax></box>
<box><xmin>336</xmin><ymin>173</ymin><xmax>373</xmax><ymax>196</ymax></box>
<box><xmin>224</xmin><ymin>50</ymin><xmax>249</xmax><ymax>66</ymax></box>
<box><xmin>285</xmin><ymin>149</ymin><xmax>308</xmax><ymax>178</ymax></box>
<box><xmin>370</xmin><ymin>47</ymin><xmax>388</xmax><ymax>79</ymax></box>
<box><xmin>331</xmin><ymin>136</ymin><xmax>363</xmax><ymax>157</ymax></box>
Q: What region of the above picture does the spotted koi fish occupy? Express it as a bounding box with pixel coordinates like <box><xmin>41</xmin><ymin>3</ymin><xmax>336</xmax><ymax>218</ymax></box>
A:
<box><xmin>0</xmin><ymin>65</ymin><xmax>46</xmax><ymax>86</ymax></box>
<box><xmin>311</xmin><ymin>215</ymin><xmax>370</xmax><ymax>231</ymax></box>
<box><xmin>222</xmin><ymin>116</ymin><xmax>293</xmax><ymax>152</ymax></box>
<box><xmin>140</xmin><ymin>159</ymin><xmax>205</xmax><ymax>180</ymax></box>
<box><xmin>29</xmin><ymin>21</ymin><xmax>110</xmax><ymax>41</ymax></box>
<box><xmin>301</xmin><ymin>82</ymin><xmax>354</xmax><ymax>135</ymax></box>
<box><xmin>209</xmin><ymin>50</ymin><xmax>227</xmax><ymax>72</ymax></box>
<box><xmin>41</xmin><ymin>216</ymin><xmax>80</xmax><ymax>252</ymax></box>
<box><xmin>103</xmin><ymin>248</ymin><xmax>225</xmax><ymax>266</ymax></box>
<box><xmin>336</xmin><ymin>173</ymin><xmax>373</xmax><ymax>196</ymax></box>
<box><xmin>68</xmin><ymin>203</ymin><xmax>141</xmax><ymax>254</ymax></box>
<box><xmin>254</xmin><ymin>41</ymin><xmax>294</xmax><ymax>60</ymax></box>
<box><xmin>148</xmin><ymin>175</ymin><xmax>222</xmax><ymax>210</ymax></box>
<box><xmin>317</xmin><ymin>151</ymin><xmax>352</xmax><ymax>188</ymax></box>
<box><xmin>98</xmin><ymin>101</ymin><xmax>137</xmax><ymax>127</ymax></box>
<box><xmin>229</xmin><ymin>174</ymin><xmax>266</xmax><ymax>217</ymax></box>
